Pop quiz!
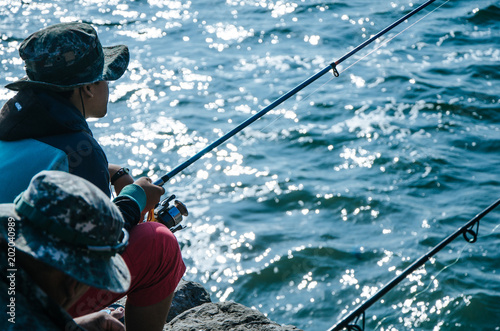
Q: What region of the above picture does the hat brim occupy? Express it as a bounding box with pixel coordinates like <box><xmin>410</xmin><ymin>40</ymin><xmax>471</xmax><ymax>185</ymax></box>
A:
<box><xmin>0</xmin><ymin>204</ymin><xmax>130</xmax><ymax>293</ymax></box>
<box><xmin>102</xmin><ymin>45</ymin><xmax>129</xmax><ymax>81</ymax></box>
<box><xmin>5</xmin><ymin>45</ymin><xmax>129</xmax><ymax>92</ymax></box>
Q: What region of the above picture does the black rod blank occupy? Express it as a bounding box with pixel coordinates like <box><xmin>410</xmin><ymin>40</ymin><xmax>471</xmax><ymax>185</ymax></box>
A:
<box><xmin>327</xmin><ymin>197</ymin><xmax>500</xmax><ymax>331</ymax></box>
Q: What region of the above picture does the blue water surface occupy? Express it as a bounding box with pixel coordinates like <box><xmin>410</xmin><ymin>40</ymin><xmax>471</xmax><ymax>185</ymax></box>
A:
<box><xmin>1</xmin><ymin>0</ymin><xmax>499</xmax><ymax>330</ymax></box>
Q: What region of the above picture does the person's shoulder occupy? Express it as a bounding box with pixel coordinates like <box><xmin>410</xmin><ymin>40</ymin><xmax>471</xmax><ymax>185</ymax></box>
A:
<box><xmin>39</xmin><ymin>131</ymin><xmax>104</xmax><ymax>155</ymax></box>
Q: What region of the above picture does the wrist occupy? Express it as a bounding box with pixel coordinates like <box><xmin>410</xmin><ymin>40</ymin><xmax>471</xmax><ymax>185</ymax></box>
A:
<box><xmin>116</xmin><ymin>184</ymin><xmax>147</xmax><ymax>212</ymax></box>
<box><xmin>110</xmin><ymin>167</ymin><xmax>130</xmax><ymax>185</ymax></box>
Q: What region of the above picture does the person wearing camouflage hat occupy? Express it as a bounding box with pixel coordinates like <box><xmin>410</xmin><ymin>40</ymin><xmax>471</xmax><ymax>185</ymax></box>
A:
<box><xmin>0</xmin><ymin>170</ymin><xmax>130</xmax><ymax>330</ymax></box>
<box><xmin>0</xmin><ymin>21</ymin><xmax>155</xmax><ymax>204</ymax></box>
<box><xmin>0</xmin><ymin>22</ymin><xmax>186</xmax><ymax>331</ymax></box>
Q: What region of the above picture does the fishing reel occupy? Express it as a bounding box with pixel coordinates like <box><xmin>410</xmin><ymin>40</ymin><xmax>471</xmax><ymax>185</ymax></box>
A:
<box><xmin>150</xmin><ymin>195</ymin><xmax>188</xmax><ymax>233</ymax></box>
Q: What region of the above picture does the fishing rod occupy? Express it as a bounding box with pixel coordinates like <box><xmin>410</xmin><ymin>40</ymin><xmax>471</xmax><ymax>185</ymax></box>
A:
<box><xmin>327</xmin><ymin>197</ymin><xmax>500</xmax><ymax>331</ymax></box>
<box><xmin>153</xmin><ymin>0</ymin><xmax>440</xmax><ymax>187</ymax></box>
<box><xmin>148</xmin><ymin>0</ymin><xmax>442</xmax><ymax>228</ymax></box>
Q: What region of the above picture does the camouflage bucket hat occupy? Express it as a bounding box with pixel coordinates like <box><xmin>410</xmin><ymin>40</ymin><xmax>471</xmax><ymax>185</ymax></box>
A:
<box><xmin>0</xmin><ymin>170</ymin><xmax>130</xmax><ymax>293</ymax></box>
<box><xmin>5</xmin><ymin>22</ymin><xmax>129</xmax><ymax>91</ymax></box>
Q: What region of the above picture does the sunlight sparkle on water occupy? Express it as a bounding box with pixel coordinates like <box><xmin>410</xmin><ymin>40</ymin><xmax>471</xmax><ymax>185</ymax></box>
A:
<box><xmin>377</xmin><ymin>250</ymin><xmax>394</xmax><ymax>267</ymax></box>
<box><xmin>117</xmin><ymin>27</ymin><xmax>165</xmax><ymax>41</ymax></box>
<box><xmin>224</xmin><ymin>164</ymin><xmax>258</xmax><ymax>177</ymax></box>
<box><xmin>183</xmin><ymin>223</ymin><xmax>255</xmax><ymax>286</ymax></box>
<box><xmin>197</xmin><ymin>169</ymin><xmax>209</xmax><ymax>180</ymax></box>
<box><xmin>304</xmin><ymin>35</ymin><xmax>320</xmax><ymax>45</ymax></box>
<box><xmin>180</xmin><ymin>220</ymin><xmax>256</xmax><ymax>288</ymax></box>
<box><xmin>336</xmin><ymin>147</ymin><xmax>380</xmax><ymax>170</ymax></box>
<box><xmin>360</xmin><ymin>285</ymin><xmax>379</xmax><ymax>299</ymax></box>
<box><xmin>205</xmin><ymin>22</ymin><xmax>254</xmax><ymax>44</ymax></box>
<box><xmin>340</xmin><ymin>269</ymin><xmax>358</xmax><ymax>287</ymax></box>
<box><xmin>350</xmin><ymin>74</ymin><xmax>366</xmax><ymax>88</ymax></box>
<box><xmin>98</xmin><ymin>133</ymin><xmax>138</xmax><ymax>148</ymax></box>
<box><xmin>270</xmin><ymin>1</ymin><xmax>297</xmax><ymax>18</ymax></box>
<box><xmin>297</xmin><ymin>271</ymin><xmax>317</xmax><ymax>291</ymax></box>
<box><xmin>219</xmin><ymin>287</ymin><xmax>234</xmax><ymax>301</ymax></box>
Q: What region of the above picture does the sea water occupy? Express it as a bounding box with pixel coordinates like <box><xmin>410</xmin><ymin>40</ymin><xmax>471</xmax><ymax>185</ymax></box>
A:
<box><xmin>1</xmin><ymin>0</ymin><xmax>499</xmax><ymax>330</ymax></box>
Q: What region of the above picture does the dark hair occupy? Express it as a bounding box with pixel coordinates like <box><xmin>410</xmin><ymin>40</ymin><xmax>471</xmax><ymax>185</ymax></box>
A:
<box><xmin>27</xmin><ymin>86</ymin><xmax>75</xmax><ymax>100</ymax></box>
<box><xmin>55</xmin><ymin>89</ymin><xmax>75</xmax><ymax>99</ymax></box>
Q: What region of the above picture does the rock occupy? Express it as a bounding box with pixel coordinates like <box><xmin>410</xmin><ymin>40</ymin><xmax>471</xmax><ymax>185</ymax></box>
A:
<box><xmin>114</xmin><ymin>279</ymin><xmax>211</xmax><ymax>322</ymax></box>
<box><xmin>166</xmin><ymin>279</ymin><xmax>212</xmax><ymax>322</ymax></box>
<box><xmin>115</xmin><ymin>280</ymin><xmax>301</xmax><ymax>330</ymax></box>
<box><xmin>164</xmin><ymin>301</ymin><xmax>303</xmax><ymax>331</ymax></box>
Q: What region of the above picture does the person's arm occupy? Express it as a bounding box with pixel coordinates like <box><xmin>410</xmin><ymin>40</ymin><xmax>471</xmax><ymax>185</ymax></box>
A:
<box><xmin>109</xmin><ymin>164</ymin><xmax>134</xmax><ymax>195</ymax></box>
<box><xmin>113</xmin><ymin>194</ymin><xmax>142</xmax><ymax>230</ymax></box>
<box><xmin>113</xmin><ymin>177</ymin><xmax>165</xmax><ymax>229</ymax></box>
<box><xmin>124</xmin><ymin>293</ymin><xmax>174</xmax><ymax>331</ymax></box>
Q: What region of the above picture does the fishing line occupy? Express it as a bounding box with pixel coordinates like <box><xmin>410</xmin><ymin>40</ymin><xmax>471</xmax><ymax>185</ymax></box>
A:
<box><xmin>393</xmin><ymin>210</ymin><xmax>500</xmax><ymax>328</ymax></box>
<box><xmin>217</xmin><ymin>0</ymin><xmax>449</xmax><ymax>145</ymax></box>
<box><xmin>251</xmin><ymin>0</ymin><xmax>452</xmax><ymax>153</ymax></box>
<box><xmin>337</xmin><ymin>0</ymin><xmax>452</xmax><ymax>76</ymax></box>
<box><xmin>368</xmin><ymin>241</ymin><xmax>468</xmax><ymax>331</ymax></box>
<box><xmin>242</xmin><ymin>0</ymin><xmax>453</xmax><ymax>183</ymax></box>
<box><xmin>246</xmin><ymin>0</ymin><xmax>450</xmax><ymax>131</ymax></box>
<box><xmin>413</xmin><ymin>242</ymin><xmax>469</xmax><ymax>299</ymax></box>
<box><xmin>372</xmin><ymin>242</ymin><xmax>469</xmax><ymax>330</ymax></box>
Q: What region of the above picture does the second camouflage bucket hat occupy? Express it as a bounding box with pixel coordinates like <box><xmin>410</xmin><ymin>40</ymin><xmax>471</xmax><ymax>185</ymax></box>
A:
<box><xmin>5</xmin><ymin>22</ymin><xmax>129</xmax><ymax>91</ymax></box>
<box><xmin>0</xmin><ymin>170</ymin><xmax>131</xmax><ymax>293</ymax></box>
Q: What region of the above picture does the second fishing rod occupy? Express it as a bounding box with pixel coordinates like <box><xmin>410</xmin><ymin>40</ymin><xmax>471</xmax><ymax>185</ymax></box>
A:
<box><xmin>153</xmin><ymin>0</ymin><xmax>440</xmax><ymax>187</ymax></box>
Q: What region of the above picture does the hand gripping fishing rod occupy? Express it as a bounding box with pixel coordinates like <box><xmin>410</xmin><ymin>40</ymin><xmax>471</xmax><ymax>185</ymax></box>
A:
<box><xmin>153</xmin><ymin>0</ymin><xmax>439</xmax><ymax>187</ymax></box>
<box><xmin>327</xmin><ymin>197</ymin><xmax>500</xmax><ymax>331</ymax></box>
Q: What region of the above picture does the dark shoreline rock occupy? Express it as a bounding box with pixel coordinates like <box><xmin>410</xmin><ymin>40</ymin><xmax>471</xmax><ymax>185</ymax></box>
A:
<box><xmin>164</xmin><ymin>279</ymin><xmax>302</xmax><ymax>330</ymax></box>
<box><xmin>166</xmin><ymin>279</ymin><xmax>212</xmax><ymax>322</ymax></box>
<box><xmin>164</xmin><ymin>301</ymin><xmax>302</xmax><ymax>331</ymax></box>
<box><xmin>117</xmin><ymin>279</ymin><xmax>302</xmax><ymax>330</ymax></box>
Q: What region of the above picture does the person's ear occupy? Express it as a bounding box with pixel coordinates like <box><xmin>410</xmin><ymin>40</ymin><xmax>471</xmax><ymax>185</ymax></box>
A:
<box><xmin>80</xmin><ymin>84</ymin><xmax>94</xmax><ymax>98</ymax></box>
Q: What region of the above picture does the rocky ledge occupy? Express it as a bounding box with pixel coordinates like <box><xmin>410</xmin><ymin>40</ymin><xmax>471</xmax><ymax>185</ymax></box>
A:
<box><xmin>165</xmin><ymin>279</ymin><xmax>301</xmax><ymax>330</ymax></box>
<box><xmin>165</xmin><ymin>301</ymin><xmax>301</xmax><ymax>331</ymax></box>
<box><xmin>117</xmin><ymin>279</ymin><xmax>302</xmax><ymax>330</ymax></box>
